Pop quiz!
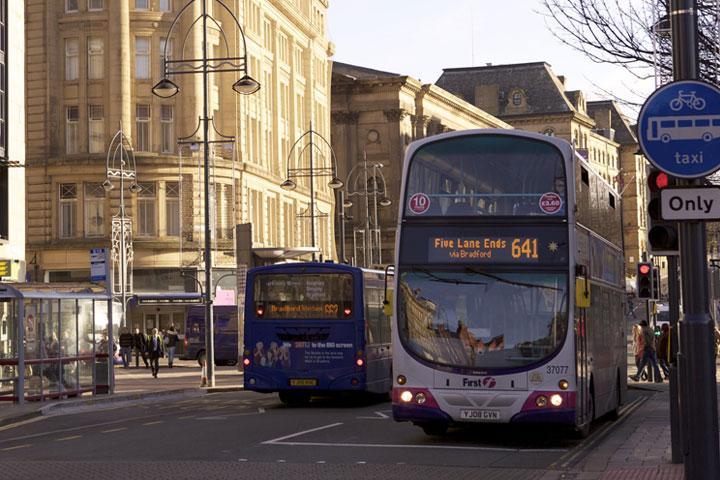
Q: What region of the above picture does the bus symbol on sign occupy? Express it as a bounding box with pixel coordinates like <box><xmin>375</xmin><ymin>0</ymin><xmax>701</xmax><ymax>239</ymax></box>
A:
<box><xmin>638</xmin><ymin>80</ymin><xmax>720</xmax><ymax>178</ymax></box>
<box><xmin>408</xmin><ymin>193</ymin><xmax>430</xmax><ymax>215</ymax></box>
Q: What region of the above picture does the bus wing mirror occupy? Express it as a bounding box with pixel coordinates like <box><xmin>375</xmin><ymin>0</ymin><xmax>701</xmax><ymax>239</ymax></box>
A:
<box><xmin>383</xmin><ymin>291</ymin><xmax>394</xmax><ymax>317</ymax></box>
<box><xmin>383</xmin><ymin>264</ymin><xmax>395</xmax><ymax>316</ymax></box>
<box><xmin>575</xmin><ymin>264</ymin><xmax>591</xmax><ymax>309</ymax></box>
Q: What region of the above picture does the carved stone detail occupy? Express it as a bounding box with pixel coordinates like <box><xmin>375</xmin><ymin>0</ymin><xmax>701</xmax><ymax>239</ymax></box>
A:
<box><xmin>331</xmin><ymin>111</ymin><xmax>360</xmax><ymax>125</ymax></box>
<box><xmin>383</xmin><ymin>108</ymin><xmax>408</xmax><ymax>122</ymax></box>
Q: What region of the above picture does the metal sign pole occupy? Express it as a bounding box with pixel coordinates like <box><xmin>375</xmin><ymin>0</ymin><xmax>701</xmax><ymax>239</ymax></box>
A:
<box><xmin>671</xmin><ymin>0</ymin><xmax>720</xmax><ymax>477</ymax></box>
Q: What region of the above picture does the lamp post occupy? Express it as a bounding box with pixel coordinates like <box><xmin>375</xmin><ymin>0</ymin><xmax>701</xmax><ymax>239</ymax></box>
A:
<box><xmin>104</xmin><ymin>127</ymin><xmax>141</xmax><ymax>329</ymax></box>
<box><xmin>342</xmin><ymin>149</ymin><xmax>392</xmax><ymax>267</ymax></box>
<box><xmin>280</xmin><ymin>123</ymin><xmax>343</xmax><ymax>261</ymax></box>
<box><xmin>153</xmin><ymin>0</ymin><xmax>260</xmax><ymax>388</ymax></box>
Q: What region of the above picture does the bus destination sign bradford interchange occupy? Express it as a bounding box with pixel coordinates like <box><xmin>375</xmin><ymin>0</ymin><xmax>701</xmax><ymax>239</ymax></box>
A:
<box><xmin>638</xmin><ymin>79</ymin><xmax>720</xmax><ymax>178</ymax></box>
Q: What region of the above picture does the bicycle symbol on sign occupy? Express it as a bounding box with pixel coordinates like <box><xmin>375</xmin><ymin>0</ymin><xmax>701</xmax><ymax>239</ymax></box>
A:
<box><xmin>669</xmin><ymin>90</ymin><xmax>706</xmax><ymax>111</ymax></box>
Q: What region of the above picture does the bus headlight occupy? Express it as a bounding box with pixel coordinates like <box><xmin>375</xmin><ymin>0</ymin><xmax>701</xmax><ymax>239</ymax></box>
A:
<box><xmin>415</xmin><ymin>392</ymin><xmax>427</xmax><ymax>405</ymax></box>
<box><xmin>550</xmin><ymin>394</ymin><xmax>563</xmax><ymax>407</ymax></box>
<box><xmin>242</xmin><ymin>358</ymin><xmax>251</xmax><ymax>367</ymax></box>
<box><xmin>535</xmin><ymin>395</ymin><xmax>548</xmax><ymax>407</ymax></box>
<box><xmin>558</xmin><ymin>379</ymin><xmax>569</xmax><ymax>390</ymax></box>
<box><xmin>400</xmin><ymin>390</ymin><xmax>413</xmax><ymax>403</ymax></box>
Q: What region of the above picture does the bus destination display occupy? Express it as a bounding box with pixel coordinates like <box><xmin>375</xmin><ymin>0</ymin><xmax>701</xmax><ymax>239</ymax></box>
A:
<box><xmin>428</xmin><ymin>236</ymin><xmax>562</xmax><ymax>263</ymax></box>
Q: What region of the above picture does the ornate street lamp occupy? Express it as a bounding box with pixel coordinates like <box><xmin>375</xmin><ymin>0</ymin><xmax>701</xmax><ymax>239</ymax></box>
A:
<box><xmin>280</xmin><ymin>123</ymin><xmax>342</xmax><ymax>261</ymax></box>
<box><xmin>343</xmin><ymin>154</ymin><xmax>392</xmax><ymax>267</ymax></box>
<box><xmin>153</xmin><ymin>0</ymin><xmax>260</xmax><ymax>388</ymax></box>
<box><xmin>105</xmin><ymin>127</ymin><xmax>141</xmax><ymax>329</ymax></box>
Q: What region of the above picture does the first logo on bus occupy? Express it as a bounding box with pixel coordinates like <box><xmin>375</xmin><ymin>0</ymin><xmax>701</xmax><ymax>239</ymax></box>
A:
<box><xmin>638</xmin><ymin>79</ymin><xmax>720</xmax><ymax>179</ymax></box>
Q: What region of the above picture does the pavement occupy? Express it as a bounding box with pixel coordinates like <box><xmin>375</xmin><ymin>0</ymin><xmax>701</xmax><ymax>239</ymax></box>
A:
<box><xmin>0</xmin><ymin>359</ymin><xmax>243</xmax><ymax>426</ymax></box>
<box><xmin>0</xmin><ymin>358</ymin><xmax>715</xmax><ymax>479</ymax></box>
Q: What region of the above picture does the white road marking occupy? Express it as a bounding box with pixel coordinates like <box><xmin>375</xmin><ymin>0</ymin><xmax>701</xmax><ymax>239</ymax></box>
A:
<box><xmin>356</xmin><ymin>461</ymin><xmax>367</xmax><ymax>464</ymax></box>
<box><xmin>316</xmin><ymin>461</ymin><xmax>326</xmax><ymax>464</ymax></box>
<box><xmin>277</xmin><ymin>459</ymin><xmax>286</xmax><ymax>463</ymax></box>
<box><xmin>262</xmin><ymin>421</ymin><xmax>565</xmax><ymax>452</ymax></box>
<box><xmin>55</xmin><ymin>435</ymin><xmax>82</xmax><ymax>442</ymax></box>
<box><xmin>266</xmin><ymin>440</ymin><xmax>566</xmax><ymax>453</ymax></box>
<box><xmin>357</xmin><ymin>410</ymin><xmax>390</xmax><ymax>420</ymax></box>
<box><xmin>262</xmin><ymin>422</ymin><xmax>343</xmax><ymax>445</ymax></box>
<box><xmin>101</xmin><ymin>428</ymin><xmax>126</xmax><ymax>434</ymax></box>
<box><xmin>1</xmin><ymin>444</ymin><xmax>32</xmax><ymax>451</ymax></box>
<box><xmin>141</xmin><ymin>421</ymin><xmax>163</xmax><ymax>426</ymax></box>
<box><xmin>0</xmin><ymin>416</ymin><xmax>47</xmax><ymax>433</ymax></box>
<box><xmin>239</xmin><ymin>458</ymin><xmax>248</xmax><ymax>462</ymax></box>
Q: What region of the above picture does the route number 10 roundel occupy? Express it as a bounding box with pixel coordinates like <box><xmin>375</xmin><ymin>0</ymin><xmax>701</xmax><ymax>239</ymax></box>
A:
<box><xmin>408</xmin><ymin>193</ymin><xmax>430</xmax><ymax>215</ymax></box>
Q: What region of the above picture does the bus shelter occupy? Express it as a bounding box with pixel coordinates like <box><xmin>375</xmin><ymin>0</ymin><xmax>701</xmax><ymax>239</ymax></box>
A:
<box><xmin>0</xmin><ymin>283</ymin><xmax>114</xmax><ymax>403</ymax></box>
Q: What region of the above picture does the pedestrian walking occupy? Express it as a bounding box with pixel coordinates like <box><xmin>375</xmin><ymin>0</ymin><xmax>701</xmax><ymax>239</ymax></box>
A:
<box><xmin>146</xmin><ymin>328</ymin><xmax>164</xmax><ymax>378</ymax></box>
<box><xmin>631</xmin><ymin>322</ymin><xmax>646</xmax><ymax>379</ymax></box>
<box><xmin>165</xmin><ymin>325</ymin><xmax>179</xmax><ymax>368</ymax></box>
<box><xmin>657</xmin><ymin>323</ymin><xmax>671</xmax><ymax>380</ymax></box>
<box><xmin>118</xmin><ymin>328</ymin><xmax>133</xmax><ymax>368</ymax></box>
<box><xmin>132</xmin><ymin>327</ymin><xmax>149</xmax><ymax>368</ymax></box>
<box><xmin>630</xmin><ymin>320</ymin><xmax>663</xmax><ymax>382</ymax></box>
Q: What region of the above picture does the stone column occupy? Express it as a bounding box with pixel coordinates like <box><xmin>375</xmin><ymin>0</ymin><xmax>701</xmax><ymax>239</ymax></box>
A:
<box><xmin>108</xmin><ymin>0</ymin><xmax>130</xmax><ymax>130</ymax></box>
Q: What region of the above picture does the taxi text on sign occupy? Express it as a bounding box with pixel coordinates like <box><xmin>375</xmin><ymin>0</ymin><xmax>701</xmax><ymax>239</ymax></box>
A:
<box><xmin>638</xmin><ymin>80</ymin><xmax>720</xmax><ymax>178</ymax></box>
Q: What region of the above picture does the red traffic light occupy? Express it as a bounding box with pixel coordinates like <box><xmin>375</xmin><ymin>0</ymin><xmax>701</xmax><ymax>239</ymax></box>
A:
<box><xmin>648</xmin><ymin>171</ymin><xmax>670</xmax><ymax>192</ymax></box>
<box><xmin>639</xmin><ymin>264</ymin><xmax>651</xmax><ymax>275</ymax></box>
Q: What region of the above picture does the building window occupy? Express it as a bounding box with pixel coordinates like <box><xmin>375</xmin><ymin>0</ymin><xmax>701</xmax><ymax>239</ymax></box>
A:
<box><xmin>135</xmin><ymin>0</ymin><xmax>149</xmax><ymax>10</ymax></box>
<box><xmin>59</xmin><ymin>184</ymin><xmax>77</xmax><ymax>239</ymax></box>
<box><xmin>66</xmin><ymin>0</ymin><xmax>78</xmax><ymax>13</ymax></box>
<box><xmin>88</xmin><ymin>105</ymin><xmax>105</xmax><ymax>154</ymax></box>
<box><xmin>65</xmin><ymin>38</ymin><xmax>79</xmax><ymax>81</ymax></box>
<box><xmin>511</xmin><ymin>90</ymin><xmax>523</xmax><ymax>106</ymax></box>
<box><xmin>278</xmin><ymin>33</ymin><xmax>289</xmax><ymax>64</ymax></box>
<box><xmin>165</xmin><ymin>181</ymin><xmax>180</xmax><ymax>237</ymax></box>
<box><xmin>88</xmin><ymin>0</ymin><xmax>104</xmax><ymax>11</ymax></box>
<box><xmin>159</xmin><ymin>37</ymin><xmax>172</xmax><ymax>73</ymax></box>
<box><xmin>66</xmin><ymin>106</ymin><xmax>79</xmax><ymax>154</ymax></box>
<box><xmin>0</xmin><ymin>168</ymin><xmax>7</xmax><ymax>241</ymax></box>
<box><xmin>84</xmin><ymin>182</ymin><xmax>105</xmax><ymax>237</ymax></box>
<box><xmin>135</xmin><ymin>104</ymin><xmax>150</xmax><ymax>151</ymax></box>
<box><xmin>87</xmin><ymin>37</ymin><xmax>104</xmax><ymax>80</ymax></box>
<box><xmin>160</xmin><ymin>105</ymin><xmax>174</xmax><ymax>153</ymax></box>
<box><xmin>0</xmin><ymin>0</ymin><xmax>6</xmax><ymax>161</ymax></box>
<box><xmin>135</xmin><ymin>37</ymin><xmax>150</xmax><ymax>79</ymax></box>
<box><xmin>160</xmin><ymin>0</ymin><xmax>172</xmax><ymax>12</ymax></box>
<box><xmin>137</xmin><ymin>182</ymin><xmax>157</xmax><ymax>236</ymax></box>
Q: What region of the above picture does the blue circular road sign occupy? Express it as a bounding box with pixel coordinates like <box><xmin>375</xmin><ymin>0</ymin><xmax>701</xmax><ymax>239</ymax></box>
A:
<box><xmin>638</xmin><ymin>79</ymin><xmax>720</xmax><ymax>178</ymax></box>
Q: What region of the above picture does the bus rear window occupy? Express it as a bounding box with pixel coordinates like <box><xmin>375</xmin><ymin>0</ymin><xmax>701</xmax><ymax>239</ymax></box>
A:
<box><xmin>404</xmin><ymin>135</ymin><xmax>566</xmax><ymax>217</ymax></box>
<box><xmin>253</xmin><ymin>273</ymin><xmax>353</xmax><ymax>319</ymax></box>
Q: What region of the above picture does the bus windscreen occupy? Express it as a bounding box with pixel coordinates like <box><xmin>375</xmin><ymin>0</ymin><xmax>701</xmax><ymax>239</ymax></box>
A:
<box><xmin>404</xmin><ymin>135</ymin><xmax>566</xmax><ymax>218</ymax></box>
<box><xmin>253</xmin><ymin>273</ymin><xmax>353</xmax><ymax>319</ymax></box>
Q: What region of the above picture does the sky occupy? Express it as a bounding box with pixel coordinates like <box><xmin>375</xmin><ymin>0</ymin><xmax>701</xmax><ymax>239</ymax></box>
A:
<box><xmin>327</xmin><ymin>0</ymin><xmax>656</xmax><ymax>119</ymax></box>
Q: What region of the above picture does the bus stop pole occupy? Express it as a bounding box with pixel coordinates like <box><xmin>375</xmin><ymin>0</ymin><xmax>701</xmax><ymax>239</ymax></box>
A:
<box><xmin>17</xmin><ymin>299</ymin><xmax>24</xmax><ymax>404</ymax></box>
<box><xmin>671</xmin><ymin>0</ymin><xmax>720</xmax><ymax>477</ymax></box>
<box><xmin>667</xmin><ymin>255</ymin><xmax>682</xmax><ymax>463</ymax></box>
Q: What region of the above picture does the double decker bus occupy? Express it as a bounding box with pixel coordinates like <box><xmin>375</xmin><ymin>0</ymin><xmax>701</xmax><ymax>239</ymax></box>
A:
<box><xmin>392</xmin><ymin>129</ymin><xmax>626</xmax><ymax>436</ymax></box>
<box><xmin>243</xmin><ymin>262</ymin><xmax>392</xmax><ymax>405</ymax></box>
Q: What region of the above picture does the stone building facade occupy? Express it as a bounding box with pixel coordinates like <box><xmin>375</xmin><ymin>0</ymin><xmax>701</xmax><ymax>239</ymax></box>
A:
<box><xmin>436</xmin><ymin>62</ymin><xmax>648</xmax><ymax>279</ymax></box>
<box><xmin>25</xmin><ymin>0</ymin><xmax>333</xmax><ymax>337</ymax></box>
<box><xmin>331</xmin><ymin>62</ymin><xmax>511</xmax><ymax>266</ymax></box>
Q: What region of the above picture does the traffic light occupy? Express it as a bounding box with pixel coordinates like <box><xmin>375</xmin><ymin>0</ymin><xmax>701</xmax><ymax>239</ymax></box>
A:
<box><xmin>647</xmin><ymin>168</ymin><xmax>679</xmax><ymax>256</ymax></box>
<box><xmin>652</xmin><ymin>266</ymin><xmax>660</xmax><ymax>300</ymax></box>
<box><xmin>637</xmin><ymin>262</ymin><xmax>654</xmax><ymax>299</ymax></box>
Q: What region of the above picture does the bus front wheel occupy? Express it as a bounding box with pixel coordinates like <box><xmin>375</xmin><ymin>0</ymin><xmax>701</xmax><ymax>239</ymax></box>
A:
<box><xmin>419</xmin><ymin>422</ymin><xmax>448</xmax><ymax>436</ymax></box>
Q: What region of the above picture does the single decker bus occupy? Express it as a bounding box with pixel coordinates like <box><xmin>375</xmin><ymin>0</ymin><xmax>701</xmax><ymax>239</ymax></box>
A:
<box><xmin>243</xmin><ymin>262</ymin><xmax>392</xmax><ymax>405</ymax></box>
<box><xmin>392</xmin><ymin>129</ymin><xmax>626</xmax><ymax>436</ymax></box>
